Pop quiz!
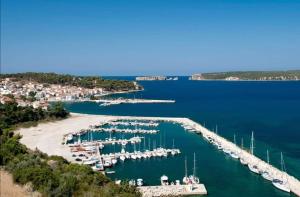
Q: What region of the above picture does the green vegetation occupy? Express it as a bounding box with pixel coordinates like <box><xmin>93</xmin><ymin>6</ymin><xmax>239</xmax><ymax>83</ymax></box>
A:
<box><xmin>0</xmin><ymin>100</ymin><xmax>69</xmax><ymax>129</ymax></box>
<box><xmin>201</xmin><ymin>70</ymin><xmax>300</xmax><ymax>80</ymax></box>
<box><xmin>0</xmin><ymin>72</ymin><xmax>141</xmax><ymax>91</ymax></box>
<box><xmin>0</xmin><ymin>102</ymin><xmax>140</xmax><ymax>197</ymax></box>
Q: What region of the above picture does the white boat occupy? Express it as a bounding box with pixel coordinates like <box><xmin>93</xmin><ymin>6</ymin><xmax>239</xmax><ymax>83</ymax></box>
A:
<box><xmin>112</xmin><ymin>158</ymin><xmax>118</xmax><ymax>165</ymax></box>
<box><xmin>248</xmin><ymin>131</ymin><xmax>260</xmax><ymax>174</ymax></box>
<box><xmin>262</xmin><ymin>171</ymin><xmax>272</xmax><ymax>181</ymax></box>
<box><xmin>261</xmin><ymin>150</ymin><xmax>273</xmax><ymax>181</ymax></box>
<box><xmin>240</xmin><ymin>158</ymin><xmax>248</xmax><ymax>165</ymax></box>
<box><xmin>248</xmin><ymin>164</ymin><xmax>260</xmax><ymax>174</ymax></box>
<box><xmin>106</xmin><ymin>170</ymin><xmax>115</xmax><ymax>174</ymax></box>
<box><xmin>129</xmin><ymin>179</ymin><xmax>136</xmax><ymax>186</ymax></box>
<box><xmin>272</xmin><ymin>152</ymin><xmax>290</xmax><ymax>193</ymax></box>
<box><xmin>120</xmin><ymin>155</ymin><xmax>126</xmax><ymax>161</ymax></box>
<box><xmin>161</xmin><ymin>175</ymin><xmax>169</xmax><ymax>186</ymax></box>
<box><xmin>229</xmin><ymin>151</ymin><xmax>239</xmax><ymax>159</ymax></box>
<box><xmin>183</xmin><ymin>153</ymin><xmax>200</xmax><ymax>184</ymax></box>
<box><xmin>137</xmin><ymin>178</ymin><xmax>143</xmax><ymax>186</ymax></box>
<box><xmin>182</xmin><ymin>157</ymin><xmax>189</xmax><ymax>184</ymax></box>
<box><xmin>223</xmin><ymin>148</ymin><xmax>231</xmax><ymax>154</ymax></box>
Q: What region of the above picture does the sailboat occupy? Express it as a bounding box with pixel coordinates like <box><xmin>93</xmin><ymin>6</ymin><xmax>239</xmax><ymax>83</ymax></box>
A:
<box><xmin>261</xmin><ymin>149</ymin><xmax>273</xmax><ymax>181</ymax></box>
<box><xmin>171</xmin><ymin>139</ymin><xmax>176</xmax><ymax>155</ymax></box>
<box><xmin>272</xmin><ymin>152</ymin><xmax>290</xmax><ymax>193</ymax></box>
<box><xmin>248</xmin><ymin>131</ymin><xmax>261</xmax><ymax>174</ymax></box>
<box><xmin>229</xmin><ymin>134</ymin><xmax>239</xmax><ymax>159</ymax></box>
<box><xmin>183</xmin><ymin>153</ymin><xmax>200</xmax><ymax>184</ymax></box>
<box><xmin>182</xmin><ymin>157</ymin><xmax>189</xmax><ymax>184</ymax></box>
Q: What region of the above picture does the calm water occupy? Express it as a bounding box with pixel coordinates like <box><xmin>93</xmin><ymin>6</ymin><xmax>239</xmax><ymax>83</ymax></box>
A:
<box><xmin>65</xmin><ymin>77</ymin><xmax>300</xmax><ymax>197</ymax></box>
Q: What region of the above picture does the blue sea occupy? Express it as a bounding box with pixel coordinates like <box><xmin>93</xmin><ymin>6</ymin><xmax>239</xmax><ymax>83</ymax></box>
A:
<box><xmin>64</xmin><ymin>77</ymin><xmax>300</xmax><ymax>197</ymax></box>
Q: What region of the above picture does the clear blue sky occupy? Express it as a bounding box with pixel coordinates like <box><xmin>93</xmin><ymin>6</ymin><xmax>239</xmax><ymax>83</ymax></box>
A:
<box><xmin>1</xmin><ymin>0</ymin><xmax>300</xmax><ymax>75</ymax></box>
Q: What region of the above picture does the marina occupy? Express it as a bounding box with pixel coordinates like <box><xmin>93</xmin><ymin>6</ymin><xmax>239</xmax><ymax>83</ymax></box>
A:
<box><xmin>19</xmin><ymin>112</ymin><xmax>300</xmax><ymax>197</ymax></box>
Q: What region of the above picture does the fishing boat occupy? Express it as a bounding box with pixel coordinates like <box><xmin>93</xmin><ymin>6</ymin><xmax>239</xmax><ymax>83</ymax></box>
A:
<box><xmin>272</xmin><ymin>152</ymin><xmax>290</xmax><ymax>193</ymax></box>
<box><xmin>137</xmin><ymin>178</ymin><xmax>144</xmax><ymax>186</ymax></box>
<box><xmin>261</xmin><ymin>150</ymin><xmax>273</xmax><ymax>181</ymax></box>
<box><xmin>161</xmin><ymin>175</ymin><xmax>169</xmax><ymax>185</ymax></box>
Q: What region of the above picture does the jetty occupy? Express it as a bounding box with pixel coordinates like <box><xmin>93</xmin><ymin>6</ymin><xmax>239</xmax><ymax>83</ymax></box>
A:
<box><xmin>95</xmin><ymin>98</ymin><xmax>175</xmax><ymax>106</ymax></box>
<box><xmin>178</xmin><ymin>118</ymin><xmax>300</xmax><ymax>197</ymax></box>
<box><xmin>137</xmin><ymin>184</ymin><xmax>207</xmax><ymax>197</ymax></box>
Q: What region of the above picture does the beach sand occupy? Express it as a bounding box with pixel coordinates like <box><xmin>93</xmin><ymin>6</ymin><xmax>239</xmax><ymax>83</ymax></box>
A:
<box><xmin>17</xmin><ymin>113</ymin><xmax>117</xmax><ymax>161</ymax></box>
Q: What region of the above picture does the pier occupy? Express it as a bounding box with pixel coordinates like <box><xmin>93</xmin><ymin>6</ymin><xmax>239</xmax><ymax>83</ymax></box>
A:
<box><xmin>137</xmin><ymin>184</ymin><xmax>207</xmax><ymax>197</ymax></box>
<box><xmin>95</xmin><ymin>98</ymin><xmax>175</xmax><ymax>106</ymax></box>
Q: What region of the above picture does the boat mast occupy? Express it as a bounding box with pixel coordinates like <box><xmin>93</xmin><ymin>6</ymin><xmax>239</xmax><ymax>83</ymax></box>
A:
<box><xmin>234</xmin><ymin>134</ymin><xmax>236</xmax><ymax>145</ymax></box>
<box><xmin>267</xmin><ymin>149</ymin><xmax>270</xmax><ymax>164</ymax></box>
<box><xmin>193</xmin><ymin>153</ymin><xmax>196</xmax><ymax>177</ymax></box>
<box><xmin>250</xmin><ymin>131</ymin><xmax>254</xmax><ymax>155</ymax></box>
<box><xmin>172</xmin><ymin>139</ymin><xmax>175</xmax><ymax>149</ymax></box>
<box><xmin>144</xmin><ymin>138</ymin><xmax>146</xmax><ymax>150</ymax></box>
<box><xmin>185</xmin><ymin>156</ymin><xmax>188</xmax><ymax>178</ymax></box>
<box><xmin>216</xmin><ymin>125</ymin><xmax>218</xmax><ymax>134</ymax></box>
<box><xmin>241</xmin><ymin>138</ymin><xmax>244</xmax><ymax>149</ymax></box>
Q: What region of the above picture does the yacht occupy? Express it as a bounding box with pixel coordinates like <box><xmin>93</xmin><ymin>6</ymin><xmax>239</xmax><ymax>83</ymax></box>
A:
<box><xmin>183</xmin><ymin>153</ymin><xmax>200</xmax><ymax>184</ymax></box>
<box><xmin>120</xmin><ymin>155</ymin><xmax>126</xmax><ymax>161</ymax></box>
<box><xmin>261</xmin><ymin>150</ymin><xmax>273</xmax><ymax>181</ymax></box>
<box><xmin>272</xmin><ymin>152</ymin><xmax>290</xmax><ymax>193</ymax></box>
<box><xmin>161</xmin><ymin>175</ymin><xmax>169</xmax><ymax>186</ymax></box>
<box><xmin>229</xmin><ymin>151</ymin><xmax>239</xmax><ymax>159</ymax></box>
<box><xmin>248</xmin><ymin>164</ymin><xmax>260</xmax><ymax>174</ymax></box>
<box><xmin>248</xmin><ymin>131</ymin><xmax>260</xmax><ymax>174</ymax></box>
<box><xmin>240</xmin><ymin>157</ymin><xmax>248</xmax><ymax>165</ymax></box>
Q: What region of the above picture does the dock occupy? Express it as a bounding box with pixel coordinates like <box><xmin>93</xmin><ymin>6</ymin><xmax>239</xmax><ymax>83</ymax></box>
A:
<box><xmin>138</xmin><ymin>184</ymin><xmax>207</xmax><ymax>197</ymax></box>
<box><xmin>95</xmin><ymin>98</ymin><xmax>175</xmax><ymax>106</ymax></box>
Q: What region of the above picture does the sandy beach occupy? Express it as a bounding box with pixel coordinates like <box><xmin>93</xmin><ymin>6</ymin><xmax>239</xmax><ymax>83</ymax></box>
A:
<box><xmin>17</xmin><ymin>113</ymin><xmax>118</xmax><ymax>161</ymax></box>
<box><xmin>17</xmin><ymin>113</ymin><xmax>185</xmax><ymax>162</ymax></box>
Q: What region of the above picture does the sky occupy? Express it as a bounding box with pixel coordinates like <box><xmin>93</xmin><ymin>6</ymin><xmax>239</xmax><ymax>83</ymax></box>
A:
<box><xmin>1</xmin><ymin>0</ymin><xmax>300</xmax><ymax>76</ymax></box>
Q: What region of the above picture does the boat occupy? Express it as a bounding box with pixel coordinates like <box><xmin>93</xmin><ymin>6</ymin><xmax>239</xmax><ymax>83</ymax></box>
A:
<box><xmin>229</xmin><ymin>151</ymin><xmax>239</xmax><ymax>159</ymax></box>
<box><xmin>272</xmin><ymin>152</ymin><xmax>290</xmax><ymax>193</ymax></box>
<box><xmin>120</xmin><ymin>155</ymin><xmax>126</xmax><ymax>161</ymax></box>
<box><xmin>129</xmin><ymin>179</ymin><xmax>136</xmax><ymax>186</ymax></box>
<box><xmin>223</xmin><ymin>148</ymin><xmax>231</xmax><ymax>154</ymax></box>
<box><xmin>183</xmin><ymin>153</ymin><xmax>200</xmax><ymax>185</ymax></box>
<box><xmin>189</xmin><ymin>153</ymin><xmax>200</xmax><ymax>184</ymax></box>
<box><xmin>106</xmin><ymin>170</ymin><xmax>115</xmax><ymax>174</ymax></box>
<box><xmin>240</xmin><ymin>157</ymin><xmax>248</xmax><ymax>165</ymax></box>
<box><xmin>261</xmin><ymin>150</ymin><xmax>273</xmax><ymax>181</ymax></box>
<box><xmin>248</xmin><ymin>164</ymin><xmax>260</xmax><ymax>174</ymax></box>
<box><xmin>182</xmin><ymin>157</ymin><xmax>189</xmax><ymax>184</ymax></box>
<box><xmin>137</xmin><ymin>178</ymin><xmax>144</xmax><ymax>186</ymax></box>
<box><xmin>112</xmin><ymin>158</ymin><xmax>118</xmax><ymax>165</ymax></box>
<box><xmin>161</xmin><ymin>175</ymin><xmax>169</xmax><ymax>186</ymax></box>
<box><xmin>248</xmin><ymin>131</ymin><xmax>260</xmax><ymax>174</ymax></box>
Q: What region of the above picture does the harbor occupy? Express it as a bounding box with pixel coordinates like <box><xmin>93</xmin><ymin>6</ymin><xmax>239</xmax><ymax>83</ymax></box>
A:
<box><xmin>18</xmin><ymin>113</ymin><xmax>300</xmax><ymax>197</ymax></box>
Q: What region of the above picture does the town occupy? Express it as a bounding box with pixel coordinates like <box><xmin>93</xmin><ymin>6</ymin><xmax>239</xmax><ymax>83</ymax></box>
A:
<box><xmin>0</xmin><ymin>77</ymin><xmax>138</xmax><ymax>109</ymax></box>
